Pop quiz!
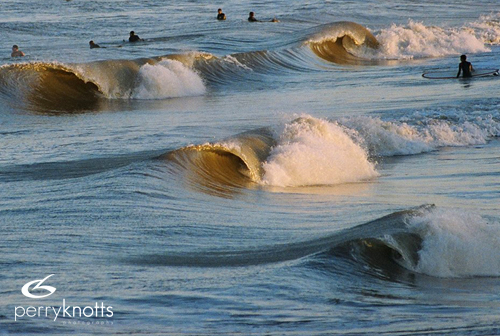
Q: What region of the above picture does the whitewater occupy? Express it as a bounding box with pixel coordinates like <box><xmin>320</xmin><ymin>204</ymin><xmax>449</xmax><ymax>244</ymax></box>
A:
<box><xmin>1</xmin><ymin>0</ymin><xmax>500</xmax><ymax>335</ymax></box>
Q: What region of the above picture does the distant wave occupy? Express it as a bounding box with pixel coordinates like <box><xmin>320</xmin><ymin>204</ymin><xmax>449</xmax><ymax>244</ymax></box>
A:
<box><xmin>204</xmin><ymin>16</ymin><xmax>500</xmax><ymax>69</ymax></box>
<box><xmin>304</xmin><ymin>16</ymin><xmax>500</xmax><ymax>63</ymax></box>
<box><xmin>3</xmin><ymin>16</ymin><xmax>499</xmax><ymax>113</ymax></box>
<box><xmin>0</xmin><ymin>54</ymin><xmax>207</xmax><ymax>112</ymax></box>
<box><xmin>196</xmin><ymin>17</ymin><xmax>500</xmax><ymax>73</ymax></box>
<box><xmin>128</xmin><ymin>205</ymin><xmax>500</xmax><ymax>278</ymax></box>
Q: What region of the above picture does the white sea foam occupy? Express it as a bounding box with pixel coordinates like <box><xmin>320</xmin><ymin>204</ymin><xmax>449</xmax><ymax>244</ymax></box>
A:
<box><xmin>261</xmin><ymin>115</ymin><xmax>378</xmax><ymax>187</ymax></box>
<box><xmin>132</xmin><ymin>60</ymin><xmax>205</xmax><ymax>99</ymax></box>
<box><xmin>468</xmin><ymin>13</ymin><xmax>500</xmax><ymax>45</ymax></box>
<box><xmin>367</xmin><ymin>20</ymin><xmax>490</xmax><ymax>59</ymax></box>
<box><xmin>408</xmin><ymin>209</ymin><xmax>500</xmax><ymax>278</ymax></box>
<box><xmin>339</xmin><ymin>114</ymin><xmax>496</xmax><ymax>156</ymax></box>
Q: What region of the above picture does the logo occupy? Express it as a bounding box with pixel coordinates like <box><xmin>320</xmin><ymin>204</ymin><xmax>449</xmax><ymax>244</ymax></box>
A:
<box><xmin>15</xmin><ymin>274</ymin><xmax>113</xmax><ymax>324</ymax></box>
<box><xmin>21</xmin><ymin>274</ymin><xmax>56</xmax><ymax>299</ymax></box>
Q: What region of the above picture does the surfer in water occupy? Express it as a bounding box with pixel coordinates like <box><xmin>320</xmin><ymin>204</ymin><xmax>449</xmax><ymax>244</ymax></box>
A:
<box><xmin>217</xmin><ymin>8</ymin><xmax>226</xmax><ymax>20</ymax></box>
<box><xmin>89</xmin><ymin>40</ymin><xmax>101</xmax><ymax>49</ymax></box>
<box><xmin>248</xmin><ymin>12</ymin><xmax>258</xmax><ymax>22</ymax></box>
<box><xmin>457</xmin><ymin>54</ymin><xmax>474</xmax><ymax>78</ymax></box>
<box><xmin>129</xmin><ymin>31</ymin><xmax>142</xmax><ymax>42</ymax></box>
<box><xmin>11</xmin><ymin>45</ymin><xmax>25</xmax><ymax>57</ymax></box>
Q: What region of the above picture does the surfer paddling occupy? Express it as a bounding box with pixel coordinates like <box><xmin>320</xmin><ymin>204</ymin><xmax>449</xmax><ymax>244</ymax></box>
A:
<box><xmin>457</xmin><ymin>54</ymin><xmax>474</xmax><ymax>78</ymax></box>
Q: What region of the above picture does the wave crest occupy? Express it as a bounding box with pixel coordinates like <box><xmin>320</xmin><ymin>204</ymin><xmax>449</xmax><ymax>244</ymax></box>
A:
<box><xmin>162</xmin><ymin>128</ymin><xmax>275</xmax><ymax>193</ymax></box>
<box><xmin>306</xmin><ymin>21</ymin><xmax>380</xmax><ymax>64</ymax></box>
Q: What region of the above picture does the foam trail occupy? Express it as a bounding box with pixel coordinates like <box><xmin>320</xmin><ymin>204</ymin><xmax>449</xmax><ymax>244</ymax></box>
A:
<box><xmin>132</xmin><ymin>60</ymin><xmax>205</xmax><ymax>99</ymax></box>
<box><xmin>262</xmin><ymin>116</ymin><xmax>378</xmax><ymax>187</ymax></box>
<box><xmin>468</xmin><ymin>13</ymin><xmax>500</xmax><ymax>44</ymax></box>
<box><xmin>408</xmin><ymin>209</ymin><xmax>500</xmax><ymax>278</ymax></box>
<box><xmin>369</xmin><ymin>20</ymin><xmax>490</xmax><ymax>60</ymax></box>
<box><xmin>339</xmin><ymin>115</ymin><xmax>497</xmax><ymax>157</ymax></box>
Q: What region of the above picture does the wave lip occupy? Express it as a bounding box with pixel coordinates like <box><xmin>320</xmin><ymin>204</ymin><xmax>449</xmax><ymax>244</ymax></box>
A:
<box><xmin>0</xmin><ymin>62</ymin><xmax>102</xmax><ymax>112</ymax></box>
<box><xmin>306</xmin><ymin>21</ymin><xmax>380</xmax><ymax>65</ymax></box>
<box><xmin>161</xmin><ymin>128</ymin><xmax>276</xmax><ymax>194</ymax></box>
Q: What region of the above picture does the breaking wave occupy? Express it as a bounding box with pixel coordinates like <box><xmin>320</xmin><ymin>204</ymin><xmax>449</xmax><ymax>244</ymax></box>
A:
<box><xmin>261</xmin><ymin>116</ymin><xmax>378</xmax><ymax>187</ymax></box>
<box><xmin>0</xmin><ymin>54</ymin><xmax>207</xmax><ymax>112</ymax></box>
<box><xmin>407</xmin><ymin>208</ymin><xmax>500</xmax><ymax>277</ymax></box>
<box><xmin>129</xmin><ymin>204</ymin><xmax>500</xmax><ymax>278</ymax></box>
<box><xmin>303</xmin><ymin>15</ymin><xmax>500</xmax><ymax>63</ymax></box>
<box><xmin>372</xmin><ymin>20</ymin><xmax>490</xmax><ymax>60</ymax></box>
<box><xmin>162</xmin><ymin>111</ymin><xmax>499</xmax><ymax>193</ymax></box>
<box><xmin>163</xmin><ymin>116</ymin><xmax>378</xmax><ymax>190</ymax></box>
<box><xmin>305</xmin><ymin>21</ymin><xmax>380</xmax><ymax>65</ymax></box>
<box><xmin>2</xmin><ymin>16</ymin><xmax>499</xmax><ymax>113</ymax></box>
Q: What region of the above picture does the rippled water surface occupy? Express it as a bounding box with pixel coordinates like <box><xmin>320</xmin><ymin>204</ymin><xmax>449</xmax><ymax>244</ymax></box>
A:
<box><xmin>1</xmin><ymin>0</ymin><xmax>500</xmax><ymax>335</ymax></box>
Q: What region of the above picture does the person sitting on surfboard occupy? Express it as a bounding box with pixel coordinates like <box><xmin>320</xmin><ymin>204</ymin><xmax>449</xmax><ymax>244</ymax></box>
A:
<box><xmin>457</xmin><ymin>55</ymin><xmax>474</xmax><ymax>78</ymax></box>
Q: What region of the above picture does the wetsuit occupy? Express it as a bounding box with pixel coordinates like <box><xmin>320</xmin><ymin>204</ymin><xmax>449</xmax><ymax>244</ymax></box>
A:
<box><xmin>457</xmin><ymin>61</ymin><xmax>472</xmax><ymax>78</ymax></box>
<box><xmin>217</xmin><ymin>13</ymin><xmax>226</xmax><ymax>20</ymax></box>
<box><xmin>248</xmin><ymin>16</ymin><xmax>257</xmax><ymax>22</ymax></box>
<box><xmin>129</xmin><ymin>34</ymin><xmax>141</xmax><ymax>42</ymax></box>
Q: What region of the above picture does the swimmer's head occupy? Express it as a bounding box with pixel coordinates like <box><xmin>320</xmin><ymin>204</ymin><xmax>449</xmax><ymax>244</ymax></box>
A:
<box><xmin>12</xmin><ymin>45</ymin><xmax>18</xmax><ymax>50</ymax></box>
<box><xmin>460</xmin><ymin>54</ymin><xmax>467</xmax><ymax>61</ymax></box>
<box><xmin>130</xmin><ymin>31</ymin><xmax>135</xmax><ymax>36</ymax></box>
<box><xmin>218</xmin><ymin>8</ymin><xmax>222</xmax><ymax>13</ymax></box>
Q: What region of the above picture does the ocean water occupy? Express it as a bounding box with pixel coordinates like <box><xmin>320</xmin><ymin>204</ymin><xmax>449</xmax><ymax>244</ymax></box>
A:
<box><xmin>1</xmin><ymin>0</ymin><xmax>500</xmax><ymax>335</ymax></box>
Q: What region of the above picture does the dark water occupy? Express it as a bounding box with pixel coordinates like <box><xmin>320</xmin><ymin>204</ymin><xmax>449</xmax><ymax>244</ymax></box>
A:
<box><xmin>1</xmin><ymin>1</ymin><xmax>500</xmax><ymax>335</ymax></box>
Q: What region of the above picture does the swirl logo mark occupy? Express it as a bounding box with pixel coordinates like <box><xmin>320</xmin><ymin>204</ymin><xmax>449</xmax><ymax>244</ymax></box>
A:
<box><xmin>21</xmin><ymin>274</ymin><xmax>56</xmax><ymax>299</ymax></box>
